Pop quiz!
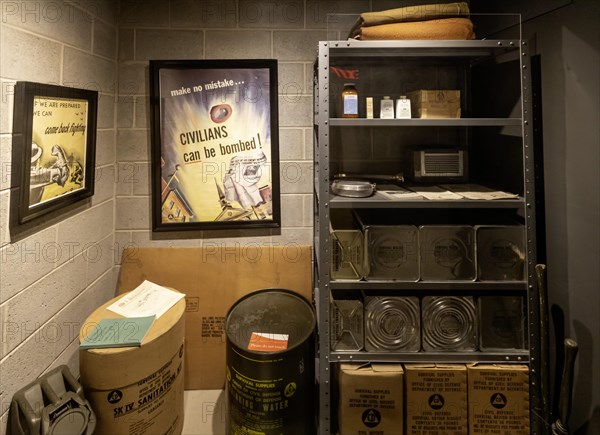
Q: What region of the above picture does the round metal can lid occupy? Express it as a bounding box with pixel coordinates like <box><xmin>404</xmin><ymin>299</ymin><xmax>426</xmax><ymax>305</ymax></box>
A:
<box><xmin>331</xmin><ymin>179</ymin><xmax>375</xmax><ymax>198</ymax></box>
<box><xmin>225</xmin><ymin>289</ymin><xmax>316</xmax><ymax>352</ymax></box>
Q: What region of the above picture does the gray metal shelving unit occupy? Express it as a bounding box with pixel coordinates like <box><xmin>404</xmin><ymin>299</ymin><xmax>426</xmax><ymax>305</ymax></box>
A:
<box><xmin>313</xmin><ymin>39</ymin><xmax>542</xmax><ymax>434</ymax></box>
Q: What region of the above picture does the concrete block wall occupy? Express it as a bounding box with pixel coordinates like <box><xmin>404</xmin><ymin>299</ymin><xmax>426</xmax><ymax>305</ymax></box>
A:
<box><xmin>114</xmin><ymin>0</ymin><xmax>370</xmax><ymax>249</ymax></box>
<box><xmin>0</xmin><ymin>1</ymin><xmax>118</xmax><ymax>431</ymax></box>
<box><xmin>0</xmin><ymin>0</ymin><xmax>383</xmax><ymax>431</ymax></box>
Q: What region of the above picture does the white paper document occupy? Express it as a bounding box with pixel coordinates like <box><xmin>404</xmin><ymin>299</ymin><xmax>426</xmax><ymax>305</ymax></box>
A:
<box><xmin>375</xmin><ymin>183</ymin><xmax>424</xmax><ymax>201</ymax></box>
<box><xmin>411</xmin><ymin>185</ymin><xmax>464</xmax><ymax>200</ymax></box>
<box><xmin>376</xmin><ymin>187</ymin><xmax>424</xmax><ymax>200</ymax></box>
<box><xmin>107</xmin><ymin>280</ymin><xmax>185</xmax><ymax>318</ymax></box>
<box><xmin>440</xmin><ymin>184</ymin><xmax>519</xmax><ymax>200</ymax></box>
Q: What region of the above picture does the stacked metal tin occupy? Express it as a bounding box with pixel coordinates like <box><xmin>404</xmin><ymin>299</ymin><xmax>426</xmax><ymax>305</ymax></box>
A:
<box><xmin>329</xmin><ymin>211</ymin><xmax>526</xmax><ymax>282</ymax></box>
<box><xmin>331</xmin><ymin>295</ymin><xmax>525</xmax><ymax>353</ymax></box>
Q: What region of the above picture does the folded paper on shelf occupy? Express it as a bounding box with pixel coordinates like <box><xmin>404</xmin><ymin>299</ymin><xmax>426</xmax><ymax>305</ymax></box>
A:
<box><xmin>441</xmin><ymin>184</ymin><xmax>520</xmax><ymax>200</ymax></box>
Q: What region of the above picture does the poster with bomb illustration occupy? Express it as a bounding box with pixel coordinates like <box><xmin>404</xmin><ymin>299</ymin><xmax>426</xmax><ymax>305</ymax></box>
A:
<box><xmin>12</xmin><ymin>82</ymin><xmax>97</xmax><ymax>224</ymax></box>
<box><xmin>150</xmin><ymin>60</ymin><xmax>281</xmax><ymax>231</ymax></box>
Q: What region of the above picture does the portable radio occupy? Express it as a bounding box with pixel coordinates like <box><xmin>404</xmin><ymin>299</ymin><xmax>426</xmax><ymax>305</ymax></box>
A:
<box><xmin>409</xmin><ymin>148</ymin><xmax>468</xmax><ymax>182</ymax></box>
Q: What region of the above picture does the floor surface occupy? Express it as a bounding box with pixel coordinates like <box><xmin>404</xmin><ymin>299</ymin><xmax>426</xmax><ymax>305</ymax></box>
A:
<box><xmin>182</xmin><ymin>390</ymin><xmax>227</xmax><ymax>435</ymax></box>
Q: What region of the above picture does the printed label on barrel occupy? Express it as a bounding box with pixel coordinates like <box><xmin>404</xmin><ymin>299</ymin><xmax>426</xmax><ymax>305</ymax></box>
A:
<box><xmin>248</xmin><ymin>332</ymin><xmax>289</xmax><ymax>352</ymax></box>
<box><xmin>226</xmin><ymin>346</ymin><xmax>313</xmax><ymax>435</ymax></box>
<box><xmin>227</xmin><ymin>364</ymin><xmax>295</xmax><ymax>433</ymax></box>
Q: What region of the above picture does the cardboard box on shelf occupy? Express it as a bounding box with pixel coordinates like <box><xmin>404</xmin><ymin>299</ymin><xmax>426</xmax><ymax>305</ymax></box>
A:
<box><xmin>338</xmin><ymin>363</ymin><xmax>404</xmax><ymax>435</ymax></box>
<box><xmin>467</xmin><ymin>364</ymin><xmax>530</xmax><ymax>435</ymax></box>
<box><xmin>116</xmin><ymin>245</ymin><xmax>313</xmax><ymax>390</ymax></box>
<box><xmin>404</xmin><ymin>363</ymin><xmax>468</xmax><ymax>435</ymax></box>
<box><xmin>407</xmin><ymin>90</ymin><xmax>461</xmax><ymax>118</ymax></box>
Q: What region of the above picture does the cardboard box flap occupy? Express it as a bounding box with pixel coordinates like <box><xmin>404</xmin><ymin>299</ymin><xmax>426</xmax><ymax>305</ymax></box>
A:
<box><xmin>404</xmin><ymin>363</ymin><xmax>466</xmax><ymax>370</ymax></box>
<box><xmin>469</xmin><ymin>363</ymin><xmax>529</xmax><ymax>371</ymax></box>
<box><xmin>341</xmin><ymin>362</ymin><xmax>403</xmax><ymax>372</ymax></box>
<box><xmin>371</xmin><ymin>363</ymin><xmax>404</xmax><ymax>373</ymax></box>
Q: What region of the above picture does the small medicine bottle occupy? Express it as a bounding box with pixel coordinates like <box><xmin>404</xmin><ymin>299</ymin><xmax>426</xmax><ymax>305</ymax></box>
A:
<box><xmin>341</xmin><ymin>83</ymin><xmax>358</xmax><ymax>118</ymax></box>
<box><xmin>380</xmin><ymin>96</ymin><xmax>395</xmax><ymax>119</ymax></box>
<box><xmin>395</xmin><ymin>95</ymin><xmax>411</xmax><ymax>119</ymax></box>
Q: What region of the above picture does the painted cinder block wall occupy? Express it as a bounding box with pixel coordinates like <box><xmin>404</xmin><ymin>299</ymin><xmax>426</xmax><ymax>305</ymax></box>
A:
<box><xmin>113</xmin><ymin>0</ymin><xmax>354</xmax><ymax>247</ymax></box>
<box><xmin>0</xmin><ymin>0</ymin><xmax>368</xmax><ymax>431</ymax></box>
<box><xmin>112</xmin><ymin>0</ymin><xmax>404</xmax><ymax>250</ymax></box>
<box><xmin>0</xmin><ymin>0</ymin><xmax>119</xmax><ymax>431</ymax></box>
<box><xmin>2</xmin><ymin>0</ymin><xmax>596</xmax><ymax>433</ymax></box>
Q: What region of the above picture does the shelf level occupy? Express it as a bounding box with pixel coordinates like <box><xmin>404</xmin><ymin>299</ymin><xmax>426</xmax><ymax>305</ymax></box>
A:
<box><xmin>330</xmin><ymin>350</ymin><xmax>529</xmax><ymax>363</ymax></box>
<box><xmin>324</xmin><ymin>40</ymin><xmax>521</xmax><ymax>58</ymax></box>
<box><xmin>329</xmin><ymin>281</ymin><xmax>527</xmax><ymax>291</ymax></box>
<box><xmin>329</xmin><ymin>194</ymin><xmax>525</xmax><ymax>209</ymax></box>
<box><xmin>329</xmin><ymin>118</ymin><xmax>522</xmax><ymax>127</ymax></box>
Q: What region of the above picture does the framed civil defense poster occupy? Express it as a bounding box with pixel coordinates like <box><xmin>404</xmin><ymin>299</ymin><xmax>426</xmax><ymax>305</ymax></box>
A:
<box><xmin>12</xmin><ymin>82</ymin><xmax>97</xmax><ymax>224</ymax></box>
<box><xmin>149</xmin><ymin>59</ymin><xmax>281</xmax><ymax>232</ymax></box>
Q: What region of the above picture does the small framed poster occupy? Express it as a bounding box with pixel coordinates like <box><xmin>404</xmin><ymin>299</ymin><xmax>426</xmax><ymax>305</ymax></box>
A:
<box><xmin>12</xmin><ymin>82</ymin><xmax>98</xmax><ymax>224</ymax></box>
<box><xmin>149</xmin><ymin>59</ymin><xmax>281</xmax><ymax>232</ymax></box>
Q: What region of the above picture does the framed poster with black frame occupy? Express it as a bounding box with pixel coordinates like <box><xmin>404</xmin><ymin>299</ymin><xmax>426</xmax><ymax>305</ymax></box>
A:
<box><xmin>12</xmin><ymin>82</ymin><xmax>97</xmax><ymax>224</ymax></box>
<box><xmin>149</xmin><ymin>59</ymin><xmax>281</xmax><ymax>232</ymax></box>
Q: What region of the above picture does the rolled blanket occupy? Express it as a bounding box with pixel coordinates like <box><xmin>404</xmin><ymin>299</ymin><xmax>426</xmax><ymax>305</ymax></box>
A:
<box><xmin>357</xmin><ymin>17</ymin><xmax>476</xmax><ymax>41</ymax></box>
<box><xmin>348</xmin><ymin>2</ymin><xmax>470</xmax><ymax>39</ymax></box>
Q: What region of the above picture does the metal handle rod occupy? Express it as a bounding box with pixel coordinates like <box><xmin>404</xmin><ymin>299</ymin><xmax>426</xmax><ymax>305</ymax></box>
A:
<box><xmin>334</xmin><ymin>172</ymin><xmax>404</xmax><ymax>183</ymax></box>
<box><xmin>552</xmin><ymin>338</ymin><xmax>578</xmax><ymax>435</ymax></box>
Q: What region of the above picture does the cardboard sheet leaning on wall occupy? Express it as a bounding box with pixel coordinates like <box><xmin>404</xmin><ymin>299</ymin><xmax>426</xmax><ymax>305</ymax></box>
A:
<box><xmin>116</xmin><ymin>245</ymin><xmax>313</xmax><ymax>390</ymax></box>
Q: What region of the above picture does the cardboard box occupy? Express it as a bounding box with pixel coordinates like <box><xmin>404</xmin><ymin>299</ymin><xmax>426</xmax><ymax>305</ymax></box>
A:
<box><xmin>79</xmin><ymin>293</ymin><xmax>186</xmax><ymax>435</ymax></box>
<box><xmin>467</xmin><ymin>364</ymin><xmax>530</xmax><ymax>435</ymax></box>
<box><xmin>338</xmin><ymin>363</ymin><xmax>404</xmax><ymax>435</ymax></box>
<box><xmin>116</xmin><ymin>246</ymin><xmax>313</xmax><ymax>390</ymax></box>
<box><xmin>407</xmin><ymin>90</ymin><xmax>461</xmax><ymax>118</ymax></box>
<box><xmin>404</xmin><ymin>364</ymin><xmax>468</xmax><ymax>435</ymax></box>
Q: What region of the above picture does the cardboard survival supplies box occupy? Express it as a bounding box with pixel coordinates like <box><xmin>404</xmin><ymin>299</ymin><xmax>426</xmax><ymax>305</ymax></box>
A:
<box><xmin>338</xmin><ymin>363</ymin><xmax>404</xmax><ymax>435</ymax></box>
<box><xmin>404</xmin><ymin>363</ymin><xmax>468</xmax><ymax>435</ymax></box>
<box><xmin>116</xmin><ymin>245</ymin><xmax>313</xmax><ymax>390</ymax></box>
<box><xmin>467</xmin><ymin>364</ymin><xmax>530</xmax><ymax>435</ymax></box>
<box><xmin>407</xmin><ymin>90</ymin><xmax>461</xmax><ymax>119</ymax></box>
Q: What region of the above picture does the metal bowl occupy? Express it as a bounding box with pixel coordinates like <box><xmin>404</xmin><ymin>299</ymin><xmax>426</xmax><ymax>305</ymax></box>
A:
<box><xmin>331</xmin><ymin>179</ymin><xmax>375</xmax><ymax>198</ymax></box>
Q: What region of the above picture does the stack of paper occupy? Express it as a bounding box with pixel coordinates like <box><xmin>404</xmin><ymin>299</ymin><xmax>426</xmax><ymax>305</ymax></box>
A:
<box><xmin>80</xmin><ymin>280</ymin><xmax>185</xmax><ymax>350</ymax></box>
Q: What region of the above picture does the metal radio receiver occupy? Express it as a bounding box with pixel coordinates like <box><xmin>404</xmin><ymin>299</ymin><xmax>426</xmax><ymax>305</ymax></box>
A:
<box><xmin>409</xmin><ymin>148</ymin><xmax>467</xmax><ymax>182</ymax></box>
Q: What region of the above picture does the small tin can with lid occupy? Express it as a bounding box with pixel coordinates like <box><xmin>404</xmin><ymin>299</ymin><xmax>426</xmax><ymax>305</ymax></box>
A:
<box><xmin>341</xmin><ymin>83</ymin><xmax>358</xmax><ymax>118</ymax></box>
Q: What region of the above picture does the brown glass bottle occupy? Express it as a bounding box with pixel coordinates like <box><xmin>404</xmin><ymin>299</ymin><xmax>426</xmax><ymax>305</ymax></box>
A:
<box><xmin>341</xmin><ymin>83</ymin><xmax>358</xmax><ymax>118</ymax></box>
